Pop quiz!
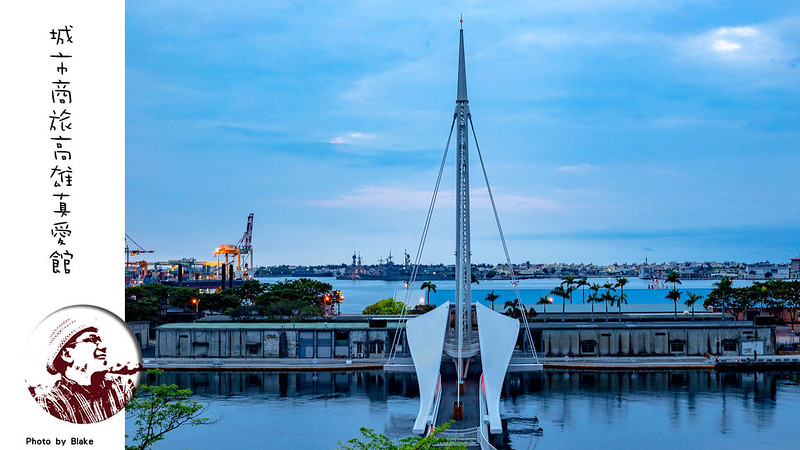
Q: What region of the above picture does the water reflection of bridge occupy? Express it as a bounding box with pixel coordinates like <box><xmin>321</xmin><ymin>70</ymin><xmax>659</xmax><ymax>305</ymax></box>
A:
<box><xmin>145</xmin><ymin>369</ymin><xmax>785</xmax><ymax>406</ymax></box>
<box><xmin>141</xmin><ymin>369</ymin><xmax>793</xmax><ymax>437</ymax></box>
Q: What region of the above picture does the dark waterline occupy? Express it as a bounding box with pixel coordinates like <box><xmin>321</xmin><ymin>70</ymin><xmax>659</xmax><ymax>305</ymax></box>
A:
<box><xmin>126</xmin><ymin>370</ymin><xmax>800</xmax><ymax>449</ymax></box>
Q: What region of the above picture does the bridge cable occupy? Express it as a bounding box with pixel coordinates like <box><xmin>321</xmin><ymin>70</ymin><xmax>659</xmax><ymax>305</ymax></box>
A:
<box><xmin>469</xmin><ymin>115</ymin><xmax>538</xmax><ymax>361</ymax></box>
<box><xmin>387</xmin><ymin>114</ymin><xmax>457</xmax><ymax>364</ymax></box>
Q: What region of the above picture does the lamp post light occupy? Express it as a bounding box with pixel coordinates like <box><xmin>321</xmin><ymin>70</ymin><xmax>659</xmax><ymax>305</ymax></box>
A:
<box><xmin>191</xmin><ymin>298</ymin><xmax>200</xmax><ymax>322</ymax></box>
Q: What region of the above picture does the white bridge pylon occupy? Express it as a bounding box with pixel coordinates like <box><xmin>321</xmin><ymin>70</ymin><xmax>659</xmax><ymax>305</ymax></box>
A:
<box><xmin>384</xmin><ymin>23</ymin><xmax>542</xmax><ymax>444</ymax></box>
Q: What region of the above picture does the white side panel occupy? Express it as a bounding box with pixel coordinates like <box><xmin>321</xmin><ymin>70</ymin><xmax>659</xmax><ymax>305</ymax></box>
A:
<box><xmin>476</xmin><ymin>302</ymin><xmax>519</xmax><ymax>434</ymax></box>
<box><xmin>407</xmin><ymin>302</ymin><xmax>450</xmax><ymax>434</ymax></box>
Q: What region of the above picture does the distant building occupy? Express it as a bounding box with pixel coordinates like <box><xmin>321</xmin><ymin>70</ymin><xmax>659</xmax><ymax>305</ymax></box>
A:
<box><xmin>745</xmin><ymin>262</ymin><xmax>789</xmax><ymax>280</ymax></box>
<box><xmin>790</xmin><ymin>253</ymin><xmax>800</xmax><ymax>280</ymax></box>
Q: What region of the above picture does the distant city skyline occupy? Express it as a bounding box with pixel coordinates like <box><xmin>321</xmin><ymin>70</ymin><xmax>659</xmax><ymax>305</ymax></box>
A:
<box><xmin>126</xmin><ymin>2</ymin><xmax>799</xmax><ymax>267</ymax></box>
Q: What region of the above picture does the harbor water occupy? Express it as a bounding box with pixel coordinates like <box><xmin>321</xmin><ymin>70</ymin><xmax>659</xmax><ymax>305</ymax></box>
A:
<box><xmin>256</xmin><ymin>277</ymin><xmax>753</xmax><ymax>314</ymax></box>
<box><xmin>126</xmin><ymin>369</ymin><xmax>800</xmax><ymax>449</ymax></box>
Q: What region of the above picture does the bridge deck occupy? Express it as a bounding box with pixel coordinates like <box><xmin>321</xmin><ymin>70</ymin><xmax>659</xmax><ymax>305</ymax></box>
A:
<box><xmin>435</xmin><ymin>369</ymin><xmax>481</xmax><ymax>431</ymax></box>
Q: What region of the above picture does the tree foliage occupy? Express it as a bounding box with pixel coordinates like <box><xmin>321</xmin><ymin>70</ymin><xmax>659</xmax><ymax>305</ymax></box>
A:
<box><xmin>420</xmin><ymin>281</ymin><xmax>437</xmax><ymax>305</ymax></box>
<box><xmin>126</xmin><ymin>370</ymin><xmax>214</xmax><ymax>450</ymax></box>
<box><xmin>504</xmin><ymin>298</ymin><xmax>523</xmax><ymax>319</ymax></box>
<box><xmin>337</xmin><ymin>422</ymin><xmax>466</xmax><ymax>450</ymax></box>
<box><xmin>125</xmin><ymin>278</ymin><xmax>337</xmax><ymax>322</ymax></box>
<box><xmin>704</xmin><ymin>279</ymin><xmax>800</xmax><ymax>322</ymax></box>
<box><xmin>125</xmin><ymin>284</ymin><xmax>173</xmax><ymax>322</ymax></box>
<box><xmin>485</xmin><ymin>291</ymin><xmax>499</xmax><ymax>311</ymax></box>
<box><xmin>363</xmin><ymin>298</ymin><xmax>407</xmax><ymax>315</ymax></box>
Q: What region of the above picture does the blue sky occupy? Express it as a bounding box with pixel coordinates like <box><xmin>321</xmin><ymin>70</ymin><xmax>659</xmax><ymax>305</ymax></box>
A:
<box><xmin>126</xmin><ymin>1</ymin><xmax>800</xmax><ymax>267</ymax></box>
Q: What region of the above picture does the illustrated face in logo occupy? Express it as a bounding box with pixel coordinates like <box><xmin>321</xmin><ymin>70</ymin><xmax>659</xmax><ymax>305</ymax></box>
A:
<box><xmin>63</xmin><ymin>330</ymin><xmax>108</xmax><ymax>375</ymax></box>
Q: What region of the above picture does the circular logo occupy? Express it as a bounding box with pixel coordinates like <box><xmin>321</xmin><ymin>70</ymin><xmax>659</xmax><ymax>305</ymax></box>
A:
<box><xmin>25</xmin><ymin>305</ymin><xmax>143</xmax><ymax>424</ymax></box>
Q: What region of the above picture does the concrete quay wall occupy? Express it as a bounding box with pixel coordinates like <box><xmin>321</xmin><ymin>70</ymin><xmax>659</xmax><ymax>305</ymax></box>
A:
<box><xmin>536</xmin><ymin>322</ymin><xmax>774</xmax><ymax>357</ymax></box>
<box><xmin>155</xmin><ymin>322</ymin><xmax>398</xmax><ymax>359</ymax></box>
<box><xmin>152</xmin><ymin>320</ymin><xmax>774</xmax><ymax>360</ymax></box>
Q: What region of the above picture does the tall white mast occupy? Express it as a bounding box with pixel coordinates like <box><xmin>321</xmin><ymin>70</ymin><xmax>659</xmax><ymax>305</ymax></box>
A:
<box><xmin>454</xmin><ymin>23</ymin><xmax>472</xmax><ymax>393</ymax></box>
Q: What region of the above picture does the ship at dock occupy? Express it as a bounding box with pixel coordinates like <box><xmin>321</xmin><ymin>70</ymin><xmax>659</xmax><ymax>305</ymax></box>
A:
<box><xmin>337</xmin><ymin>250</ymin><xmax>453</xmax><ymax>281</ymax></box>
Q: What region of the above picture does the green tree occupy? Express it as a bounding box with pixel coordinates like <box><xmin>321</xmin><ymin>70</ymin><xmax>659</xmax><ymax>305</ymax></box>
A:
<box><xmin>550</xmin><ymin>285</ymin><xmax>570</xmax><ymax>323</ymax></box>
<box><xmin>411</xmin><ymin>304</ymin><xmax>436</xmax><ymax>314</ymax></box>
<box><xmin>200</xmin><ymin>290</ymin><xmax>240</xmax><ymax>314</ymax></box>
<box><xmin>536</xmin><ymin>295</ymin><xmax>553</xmax><ymax>322</ymax></box>
<box><xmin>255</xmin><ymin>278</ymin><xmax>334</xmax><ymax>318</ymax></box>
<box><xmin>228</xmin><ymin>279</ymin><xmax>267</xmax><ymax>301</ymax></box>
<box><xmin>504</xmin><ymin>298</ymin><xmax>522</xmax><ymax>319</ymax></box>
<box><xmin>784</xmin><ymin>281</ymin><xmax>800</xmax><ymax>330</ymax></box>
<box><xmin>561</xmin><ymin>275</ymin><xmax>577</xmax><ymax>304</ymax></box>
<box><xmin>167</xmin><ymin>286</ymin><xmax>202</xmax><ymax>311</ymax></box>
<box><xmin>615</xmin><ymin>277</ymin><xmax>629</xmax><ymax>322</ymax></box>
<box><xmin>728</xmin><ymin>286</ymin><xmax>758</xmax><ymax>321</ymax></box>
<box><xmin>485</xmin><ymin>291</ymin><xmax>499</xmax><ymax>311</ymax></box>
<box><xmin>126</xmin><ymin>370</ymin><xmax>214</xmax><ymax>450</ymax></box>
<box><xmin>666</xmin><ymin>270</ymin><xmax>681</xmax><ymax>291</ymax></box>
<box><xmin>420</xmin><ymin>281</ymin><xmax>437</xmax><ymax>305</ymax></box>
<box><xmin>706</xmin><ymin>277</ymin><xmax>734</xmax><ymax>320</ymax></box>
<box><xmin>226</xmin><ymin>304</ymin><xmax>266</xmax><ymax>322</ymax></box>
<box><xmin>601</xmin><ymin>282</ymin><xmax>616</xmax><ymax>322</ymax></box>
<box><xmin>684</xmin><ymin>292</ymin><xmax>703</xmax><ymax>321</ymax></box>
<box><xmin>332</xmin><ymin>289</ymin><xmax>345</xmax><ymax>315</ymax></box>
<box><xmin>363</xmin><ymin>298</ymin><xmax>407</xmax><ymax>315</ymax></box>
<box><xmin>666</xmin><ymin>288</ymin><xmax>682</xmax><ymax>320</ymax></box>
<box><xmin>125</xmin><ymin>289</ymin><xmax>161</xmax><ymax>323</ymax></box>
<box><xmin>587</xmin><ymin>283</ymin><xmax>601</xmax><ymax>322</ymax></box>
<box><xmin>576</xmin><ymin>277</ymin><xmax>588</xmax><ymax>304</ymax></box>
<box><xmin>337</xmin><ymin>422</ymin><xmax>466</xmax><ymax>450</ymax></box>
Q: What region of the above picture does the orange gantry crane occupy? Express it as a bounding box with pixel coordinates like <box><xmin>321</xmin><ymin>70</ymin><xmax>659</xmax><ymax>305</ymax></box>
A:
<box><xmin>213</xmin><ymin>213</ymin><xmax>254</xmax><ymax>277</ymax></box>
<box><xmin>125</xmin><ymin>234</ymin><xmax>154</xmax><ymax>284</ymax></box>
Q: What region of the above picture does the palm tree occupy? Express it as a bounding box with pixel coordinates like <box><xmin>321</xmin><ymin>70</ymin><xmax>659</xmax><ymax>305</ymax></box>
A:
<box><xmin>536</xmin><ymin>295</ymin><xmax>552</xmax><ymax>322</ymax></box>
<box><xmin>666</xmin><ymin>270</ymin><xmax>681</xmax><ymax>290</ymax></box>
<box><xmin>550</xmin><ymin>285</ymin><xmax>570</xmax><ymax>323</ymax></box>
<box><xmin>616</xmin><ymin>292</ymin><xmax>628</xmax><ymax>322</ymax></box>
<box><xmin>684</xmin><ymin>292</ymin><xmax>703</xmax><ymax>321</ymax></box>
<box><xmin>485</xmin><ymin>291</ymin><xmax>499</xmax><ymax>311</ymax></box>
<box><xmin>576</xmin><ymin>277</ymin><xmax>588</xmax><ymax>304</ymax></box>
<box><xmin>420</xmin><ymin>281</ymin><xmax>437</xmax><ymax>305</ymax></box>
<box><xmin>667</xmin><ymin>289</ymin><xmax>682</xmax><ymax>320</ymax></box>
<box><xmin>713</xmin><ymin>276</ymin><xmax>733</xmax><ymax>321</ymax></box>
<box><xmin>561</xmin><ymin>275</ymin><xmax>577</xmax><ymax>304</ymax></box>
<box><xmin>588</xmin><ymin>283</ymin><xmax>601</xmax><ymax>322</ymax></box>
<box><xmin>331</xmin><ymin>289</ymin><xmax>344</xmax><ymax>316</ymax></box>
<box><xmin>615</xmin><ymin>277</ymin><xmax>629</xmax><ymax>322</ymax></box>
<box><xmin>504</xmin><ymin>298</ymin><xmax>522</xmax><ymax>319</ymax></box>
<box><xmin>601</xmin><ymin>282</ymin><xmax>616</xmax><ymax>322</ymax></box>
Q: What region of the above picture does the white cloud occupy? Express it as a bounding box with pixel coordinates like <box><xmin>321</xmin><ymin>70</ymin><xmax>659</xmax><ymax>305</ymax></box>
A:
<box><xmin>557</xmin><ymin>164</ymin><xmax>594</xmax><ymax>174</ymax></box>
<box><xmin>712</xmin><ymin>39</ymin><xmax>742</xmax><ymax>52</ymax></box>
<box><xmin>710</xmin><ymin>27</ymin><xmax>758</xmax><ymax>53</ymax></box>
<box><xmin>679</xmin><ymin>24</ymin><xmax>785</xmax><ymax>65</ymax></box>
<box><xmin>304</xmin><ymin>186</ymin><xmax>560</xmax><ymax>212</ymax></box>
<box><xmin>329</xmin><ymin>132</ymin><xmax>370</xmax><ymax>145</ymax></box>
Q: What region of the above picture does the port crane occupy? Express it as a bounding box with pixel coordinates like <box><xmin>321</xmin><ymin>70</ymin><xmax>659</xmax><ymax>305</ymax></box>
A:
<box><xmin>125</xmin><ymin>234</ymin><xmax>153</xmax><ymax>284</ymax></box>
<box><xmin>214</xmin><ymin>213</ymin><xmax>255</xmax><ymax>276</ymax></box>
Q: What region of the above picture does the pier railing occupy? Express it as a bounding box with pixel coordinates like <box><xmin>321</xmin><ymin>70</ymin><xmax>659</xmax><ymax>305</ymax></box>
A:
<box><xmin>477</xmin><ymin>374</ymin><xmax>497</xmax><ymax>450</ymax></box>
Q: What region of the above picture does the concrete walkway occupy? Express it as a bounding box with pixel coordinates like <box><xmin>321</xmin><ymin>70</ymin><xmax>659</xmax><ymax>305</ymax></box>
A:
<box><xmin>142</xmin><ymin>357</ymin><xmax>386</xmax><ymax>371</ymax></box>
<box><xmin>540</xmin><ymin>356</ymin><xmax>715</xmax><ymax>371</ymax></box>
<box><xmin>143</xmin><ymin>355</ymin><xmax>720</xmax><ymax>371</ymax></box>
